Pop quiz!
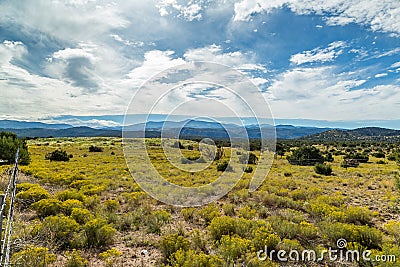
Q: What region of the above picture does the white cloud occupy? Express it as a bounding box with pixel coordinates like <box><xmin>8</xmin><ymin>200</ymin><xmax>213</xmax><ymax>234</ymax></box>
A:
<box><xmin>110</xmin><ymin>34</ymin><xmax>145</xmax><ymax>47</ymax></box>
<box><xmin>391</xmin><ymin>62</ymin><xmax>400</xmax><ymax>69</ymax></box>
<box><xmin>0</xmin><ymin>0</ymin><xmax>129</xmax><ymax>43</ymax></box>
<box><xmin>127</xmin><ymin>50</ymin><xmax>186</xmax><ymax>87</ymax></box>
<box><xmin>290</xmin><ymin>41</ymin><xmax>346</xmax><ymax>65</ymax></box>
<box><xmin>156</xmin><ymin>0</ymin><xmax>206</xmax><ymax>21</ymax></box>
<box><xmin>266</xmin><ymin>66</ymin><xmax>400</xmax><ymax>120</ymax></box>
<box><xmin>233</xmin><ymin>0</ymin><xmax>400</xmax><ymax>35</ymax></box>
<box><xmin>184</xmin><ymin>44</ymin><xmax>258</xmax><ymax>68</ymax></box>
<box><xmin>375</xmin><ymin>73</ymin><xmax>388</xmax><ymax>78</ymax></box>
<box><xmin>0</xmin><ymin>40</ymin><xmax>27</xmax><ymax>64</ymax></box>
<box><xmin>234</xmin><ymin>0</ymin><xmax>287</xmax><ymax>21</ymax></box>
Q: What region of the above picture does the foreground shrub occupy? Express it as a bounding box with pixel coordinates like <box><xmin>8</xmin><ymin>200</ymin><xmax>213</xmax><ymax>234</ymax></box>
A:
<box><xmin>62</xmin><ymin>199</ymin><xmax>85</xmax><ymax>215</ymax></box>
<box><xmin>268</xmin><ymin>216</ymin><xmax>299</xmax><ymax>240</ymax></box>
<box><xmin>99</xmin><ymin>248</ymin><xmax>122</xmax><ymax>267</ymax></box>
<box><xmin>55</xmin><ymin>189</ymin><xmax>85</xmax><ymax>202</ymax></box>
<box><xmin>83</xmin><ymin>219</ymin><xmax>116</xmax><ymax>248</ymax></box>
<box><xmin>31</xmin><ymin>198</ymin><xmax>62</xmax><ymax>218</ymax></box>
<box><xmin>169</xmin><ymin>249</ymin><xmax>223</xmax><ymax>267</ymax></box>
<box><xmin>217</xmin><ymin>235</ymin><xmax>251</xmax><ymax>263</ymax></box>
<box><xmin>35</xmin><ymin>215</ymin><xmax>80</xmax><ymax>249</ymax></box>
<box><xmin>383</xmin><ymin>221</ymin><xmax>400</xmax><ymax>245</ymax></box>
<box><xmin>144</xmin><ymin>209</ymin><xmax>172</xmax><ymax>234</ymax></box>
<box><xmin>16</xmin><ymin>185</ymin><xmax>50</xmax><ymax>206</ymax></box>
<box><xmin>11</xmin><ymin>245</ymin><xmax>55</xmax><ymax>267</ymax></box>
<box><xmin>104</xmin><ymin>199</ymin><xmax>120</xmax><ymax>212</ymax></box>
<box><xmin>159</xmin><ymin>234</ymin><xmax>190</xmax><ymax>262</ymax></box>
<box><xmin>209</xmin><ymin>216</ymin><xmax>236</xmax><ymax>241</ymax></box>
<box><xmin>65</xmin><ymin>249</ymin><xmax>88</xmax><ymax>267</ymax></box>
<box><xmin>319</xmin><ymin>221</ymin><xmax>382</xmax><ymax>249</ymax></box>
<box><xmin>199</xmin><ymin>204</ymin><xmax>221</xmax><ymax>225</ymax></box>
<box><xmin>277</xmin><ymin>238</ymin><xmax>303</xmax><ymax>252</ymax></box>
<box><xmin>71</xmin><ymin>208</ymin><xmax>93</xmax><ymax>224</ymax></box>
<box><xmin>252</xmin><ymin>225</ymin><xmax>280</xmax><ymax>251</ymax></box>
<box><xmin>314</xmin><ymin>163</ymin><xmax>332</xmax><ymax>175</ymax></box>
<box><xmin>343</xmin><ymin>206</ymin><xmax>375</xmax><ymax>225</ymax></box>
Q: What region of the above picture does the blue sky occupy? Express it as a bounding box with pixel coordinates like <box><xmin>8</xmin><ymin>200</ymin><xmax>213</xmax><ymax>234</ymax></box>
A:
<box><xmin>0</xmin><ymin>0</ymin><xmax>399</xmax><ymax>128</ymax></box>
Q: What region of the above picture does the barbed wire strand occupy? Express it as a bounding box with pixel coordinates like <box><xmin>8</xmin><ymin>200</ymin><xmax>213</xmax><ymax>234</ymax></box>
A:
<box><xmin>0</xmin><ymin>149</ymin><xmax>19</xmax><ymax>267</ymax></box>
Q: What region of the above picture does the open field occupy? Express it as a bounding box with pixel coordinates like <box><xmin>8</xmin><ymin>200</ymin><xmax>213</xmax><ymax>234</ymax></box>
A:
<box><xmin>1</xmin><ymin>137</ymin><xmax>400</xmax><ymax>266</ymax></box>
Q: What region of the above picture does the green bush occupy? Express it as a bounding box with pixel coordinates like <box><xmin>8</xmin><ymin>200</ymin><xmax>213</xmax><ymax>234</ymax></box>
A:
<box><xmin>209</xmin><ymin>216</ymin><xmax>236</xmax><ymax>241</ymax></box>
<box><xmin>83</xmin><ymin>219</ymin><xmax>116</xmax><ymax>248</ymax></box>
<box><xmin>372</xmin><ymin>151</ymin><xmax>385</xmax><ymax>158</ymax></box>
<box><xmin>153</xmin><ymin>209</ymin><xmax>172</xmax><ymax>224</ymax></box>
<box><xmin>71</xmin><ymin>208</ymin><xmax>93</xmax><ymax>224</ymax></box>
<box><xmin>144</xmin><ymin>209</ymin><xmax>172</xmax><ymax>234</ymax></box>
<box><xmin>45</xmin><ymin>149</ymin><xmax>72</xmax><ymax>162</ymax></box>
<box><xmin>243</xmin><ymin>166</ymin><xmax>253</xmax><ymax>173</ymax></box>
<box><xmin>17</xmin><ymin>183</ymin><xmax>40</xmax><ymax>192</ymax></box>
<box><xmin>383</xmin><ymin>221</ymin><xmax>400</xmax><ymax>245</ymax></box>
<box><xmin>324</xmin><ymin>152</ymin><xmax>334</xmax><ymax>162</ymax></box>
<box><xmin>287</xmin><ymin>146</ymin><xmax>325</xmax><ymax>166</ymax></box>
<box><xmin>88</xmin><ymin>145</ymin><xmax>103</xmax><ymax>152</ymax></box>
<box><xmin>252</xmin><ymin>225</ymin><xmax>280</xmax><ymax>251</ymax></box>
<box><xmin>344</xmin><ymin>152</ymin><xmax>369</xmax><ymax>163</ymax></box>
<box><xmin>65</xmin><ymin>250</ymin><xmax>88</xmax><ymax>267</ymax></box>
<box><xmin>341</xmin><ymin>159</ymin><xmax>359</xmax><ymax>168</ymax></box>
<box><xmin>268</xmin><ymin>216</ymin><xmax>299</xmax><ymax>239</ymax></box>
<box><xmin>277</xmin><ymin>239</ymin><xmax>303</xmax><ymax>252</ymax></box>
<box><xmin>159</xmin><ymin>233</ymin><xmax>190</xmax><ymax>262</ymax></box>
<box><xmin>200</xmin><ymin>204</ymin><xmax>221</xmax><ymax>225</ymax></box>
<box><xmin>31</xmin><ymin>198</ymin><xmax>62</xmax><ymax>218</ymax></box>
<box><xmin>62</xmin><ymin>199</ymin><xmax>85</xmax><ymax>215</ymax></box>
<box><xmin>169</xmin><ymin>249</ymin><xmax>222</xmax><ymax>267</ymax></box>
<box><xmin>16</xmin><ymin>185</ymin><xmax>50</xmax><ymax>206</ymax></box>
<box><xmin>99</xmin><ymin>248</ymin><xmax>122</xmax><ymax>267</ymax></box>
<box><xmin>343</xmin><ymin>206</ymin><xmax>375</xmax><ymax>225</ymax></box>
<box><xmin>35</xmin><ymin>215</ymin><xmax>80</xmax><ymax>249</ymax></box>
<box><xmin>181</xmin><ymin>207</ymin><xmax>197</xmax><ymax>223</ymax></box>
<box><xmin>217</xmin><ymin>235</ymin><xmax>251</xmax><ymax>263</ymax></box>
<box><xmin>314</xmin><ymin>163</ymin><xmax>332</xmax><ymax>175</ymax></box>
<box><xmin>319</xmin><ymin>221</ymin><xmax>382</xmax><ymax>249</ymax></box>
<box><xmin>104</xmin><ymin>199</ymin><xmax>120</xmax><ymax>212</ymax></box>
<box><xmin>222</xmin><ymin>203</ymin><xmax>235</xmax><ymax>216</ymax></box>
<box><xmin>11</xmin><ymin>245</ymin><xmax>55</xmax><ymax>267</ymax></box>
<box><xmin>55</xmin><ymin>189</ymin><xmax>85</xmax><ymax>202</ymax></box>
<box><xmin>239</xmin><ymin>152</ymin><xmax>258</xmax><ymax>165</ymax></box>
<box><xmin>237</xmin><ymin>206</ymin><xmax>257</xmax><ymax>219</ymax></box>
<box><xmin>217</xmin><ymin>161</ymin><xmax>233</xmax><ymax>172</ymax></box>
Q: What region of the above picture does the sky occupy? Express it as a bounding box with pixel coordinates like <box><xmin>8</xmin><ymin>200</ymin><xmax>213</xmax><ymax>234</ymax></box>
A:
<box><xmin>0</xmin><ymin>0</ymin><xmax>399</xmax><ymax>128</ymax></box>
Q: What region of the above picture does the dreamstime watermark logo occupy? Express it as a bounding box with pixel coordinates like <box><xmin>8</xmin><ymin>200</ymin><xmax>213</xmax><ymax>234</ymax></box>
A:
<box><xmin>257</xmin><ymin>238</ymin><xmax>397</xmax><ymax>264</ymax></box>
<box><xmin>122</xmin><ymin>62</ymin><xmax>276</xmax><ymax>207</ymax></box>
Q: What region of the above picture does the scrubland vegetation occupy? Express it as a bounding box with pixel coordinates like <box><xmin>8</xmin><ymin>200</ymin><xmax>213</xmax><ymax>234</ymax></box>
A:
<box><xmin>0</xmin><ymin>137</ymin><xmax>399</xmax><ymax>266</ymax></box>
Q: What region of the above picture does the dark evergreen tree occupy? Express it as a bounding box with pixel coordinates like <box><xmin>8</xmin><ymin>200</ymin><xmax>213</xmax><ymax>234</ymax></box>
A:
<box><xmin>0</xmin><ymin>131</ymin><xmax>30</xmax><ymax>165</ymax></box>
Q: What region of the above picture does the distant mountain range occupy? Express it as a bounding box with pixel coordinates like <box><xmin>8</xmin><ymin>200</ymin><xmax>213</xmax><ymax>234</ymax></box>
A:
<box><xmin>0</xmin><ymin>119</ymin><xmax>330</xmax><ymax>139</ymax></box>
<box><xmin>0</xmin><ymin>120</ymin><xmax>72</xmax><ymax>129</ymax></box>
<box><xmin>301</xmin><ymin>127</ymin><xmax>400</xmax><ymax>142</ymax></box>
<box><xmin>1</xmin><ymin>119</ymin><xmax>400</xmax><ymax>141</ymax></box>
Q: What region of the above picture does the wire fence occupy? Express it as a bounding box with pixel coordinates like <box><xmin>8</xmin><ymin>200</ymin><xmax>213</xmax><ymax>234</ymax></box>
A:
<box><xmin>0</xmin><ymin>149</ymin><xmax>19</xmax><ymax>267</ymax></box>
